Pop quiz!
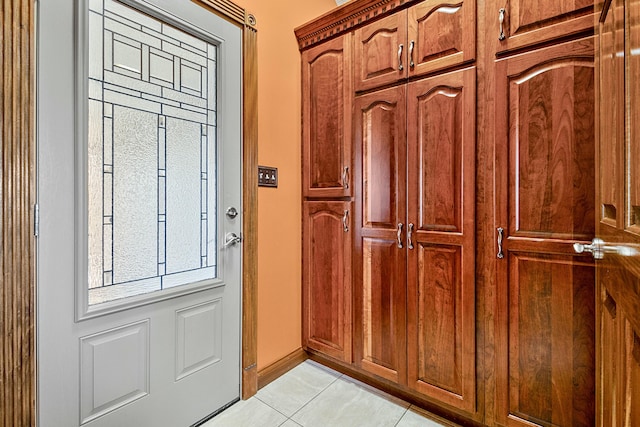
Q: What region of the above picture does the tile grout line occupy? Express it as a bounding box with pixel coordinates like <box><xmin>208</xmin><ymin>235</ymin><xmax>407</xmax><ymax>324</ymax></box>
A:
<box><xmin>285</xmin><ymin>371</ymin><xmax>345</xmax><ymax>422</ymax></box>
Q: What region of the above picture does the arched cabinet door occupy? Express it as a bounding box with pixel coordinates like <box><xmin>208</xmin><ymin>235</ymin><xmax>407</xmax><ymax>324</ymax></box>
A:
<box><xmin>494</xmin><ymin>37</ymin><xmax>597</xmax><ymax>427</ymax></box>
<box><xmin>302</xmin><ymin>201</ymin><xmax>353</xmax><ymax>362</ymax></box>
<box><xmin>302</xmin><ymin>35</ymin><xmax>352</xmax><ymax>198</ymax></box>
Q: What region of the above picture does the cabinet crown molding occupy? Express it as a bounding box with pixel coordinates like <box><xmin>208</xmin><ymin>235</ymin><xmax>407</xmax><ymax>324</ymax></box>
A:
<box><xmin>294</xmin><ymin>0</ymin><xmax>421</xmax><ymax>50</ymax></box>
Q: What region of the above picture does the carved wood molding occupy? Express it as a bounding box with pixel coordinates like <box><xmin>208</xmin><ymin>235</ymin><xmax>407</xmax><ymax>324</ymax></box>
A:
<box><xmin>0</xmin><ymin>0</ymin><xmax>36</xmax><ymax>425</ymax></box>
<box><xmin>193</xmin><ymin>0</ymin><xmax>257</xmax><ymax>29</ymax></box>
<box><xmin>294</xmin><ymin>0</ymin><xmax>421</xmax><ymax>50</ymax></box>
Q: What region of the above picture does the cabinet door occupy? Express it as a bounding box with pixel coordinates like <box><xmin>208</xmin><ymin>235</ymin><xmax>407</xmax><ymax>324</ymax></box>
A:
<box><xmin>302</xmin><ymin>201</ymin><xmax>352</xmax><ymax>362</ymax></box>
<box><xmin>407</xmin><ymin>0</ymin><xmax>475</xmax><ymax>78</ymax></box>
<box><xmin>354</xmin><ymin>12</ymin><xmax>407</xmax><ymax>92</ymax></box>
<box><xmin>302</xmin><ymin>36</ymin><xmax>352</xmax><ymax>198</ymax></box>
<box><xmin>495</xmin><ymin>0</ymin><xmax>594</xmax><ymax>53</ymax></box>
<box><xmin>494</xmin><ymin>38</ymin><xmax>596</xmax><ymax>427</ymax></box>
<box><xmin>353</xmin><ymin>85</ymin><xmax>407</xmax><ymax>384</ymax></box>
<box><xmin>406</xmin><ymin>67</ymin><xmax>476</xmax><ymax>413</ymax></box>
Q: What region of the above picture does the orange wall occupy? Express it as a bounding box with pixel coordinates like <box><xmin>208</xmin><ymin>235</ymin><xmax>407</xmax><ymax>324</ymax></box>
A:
<box><xmin>235</xmin><ymin>0</ymin><xmax>338</xmax><ymax>369</ymax></box>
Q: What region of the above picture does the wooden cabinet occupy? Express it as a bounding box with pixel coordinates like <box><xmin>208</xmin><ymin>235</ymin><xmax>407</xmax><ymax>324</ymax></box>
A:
<box><xmin>302</xmin><ymin>201</ymin><xmax>352</xmax><ymax>362</ymax></box>
<box><xmin>353</xmin><ymin>85</ymin><xmax>408</xmax><ymax>384</ymax></box>
<box><xmin>495</xmin><ymin>0</ymin><xmax>593</xmax><ymax>53</ymax></box>
<box><xmin>406</xmin><ymin>67</ymin><xmax>476</xmax><ymax>413</ymax></box>
<box><xmin>302</xmin><ymin>35</ymin><xmax>352</xmax><ymax>198</ymax></box>
<box><xmin>354</xmin><ymin>0</ymin><xmax>475</xmax><ymax>92</ymax></box>
<box><xmin>352</xmin><ymin>66</ymin><xmax>476</xmax><ymax>410</ymax></box>
<box><xmin>494</xmin><ymin>38</ymin><xmax>596</xmax><ymax>427</ymax></box>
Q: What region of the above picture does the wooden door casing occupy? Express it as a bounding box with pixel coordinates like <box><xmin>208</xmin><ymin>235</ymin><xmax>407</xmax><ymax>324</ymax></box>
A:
<box><xmin>595</xmin><ymin>0</ymin><xmax>640</xmax><ymax>425</ymax></box>
<box><xmin>405</xmin><ymin>66</ymin><xmax>476</xmax><ymax>413</ymax></box>
<box><xmin>302</xmin><ymin>35</ymin><xmax>352</xmax><ymax>198</ymax></box>
<box><xmin>407</xmin><ymin>0</ymin><xmax>476</xmax><ymax>79</ymax></box>
<box><xmin>495</xmin><ymin>0</ymin><xmax>594</xmax><ymax>54</ymax></box>
<box><xmin>353</xmin><ymin>85</ymin><xmax>407</xmax><ymax>384</ymax></box>
<box><xmin>302</xmin><ymin>201</ymin><xmax>353</xmax><ymax>362</ymax></box>
<box><xmin>495</xmin><ymin>37</ymin><xmax>597</xmax><ymax>427</ymax></box>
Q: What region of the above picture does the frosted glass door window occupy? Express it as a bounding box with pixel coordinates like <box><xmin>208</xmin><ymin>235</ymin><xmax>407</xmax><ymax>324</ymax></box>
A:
<box><xmin>87</xmin><ymin>0</ymin><xmax>218</xmax><ymax>305</ymax></box>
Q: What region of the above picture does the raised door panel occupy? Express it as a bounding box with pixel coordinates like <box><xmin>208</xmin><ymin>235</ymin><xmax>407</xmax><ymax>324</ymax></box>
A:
<box><xmin>495</xmin><ymin>38</ymin><xmax>596</xmax><ymax>427</ymax></box>
<box><xmin>354</xmin><ymin>85</ymin><xmax>407</xmax><ymax>384</ymax></box>
<box><xmin>496</xmin><ymin>0</ymin><xmax>594</xmax><ymax>54</ymax></box>
<box><xmin>302</xmin><ymin>201</ymin><xmax>352</xmax><ymax>362</ymax></box>
<box><xmin>407</xmin><ymin>0</ymin><xmax>475</xmax><ymax>78</ymax></box>
<box><xmin>406</xmin><ymin>67</ymin><xmax>476</xmax><ymax>413</ymax></box>
<box><xmin>302</xmin><ymin>36</ymin><xmax>352</xmax><ymax>198</ymax></box>
<box><xmin>354</xmin><ymin>12</ymin><xmax>407</xmax><ymax>92</ymax></box>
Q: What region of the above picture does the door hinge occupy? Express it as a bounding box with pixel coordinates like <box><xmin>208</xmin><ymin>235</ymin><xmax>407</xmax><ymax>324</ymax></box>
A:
<box><xmin>34</xmin><ymin>204</ymin><xmax>39</xmax><ymax>237</ymax></box>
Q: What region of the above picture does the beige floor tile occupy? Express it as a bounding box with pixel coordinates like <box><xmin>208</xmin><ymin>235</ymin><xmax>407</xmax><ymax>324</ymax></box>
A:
<box><xmin>290</xmin><ymin>377</ymin><xmax>409</xmax><ymax>427</ymax></box>
<box><xmin>396</xmin><ymin>406</ymin><xmax>448</xmax><ymax>427</ymax></box>
<box><xmin>201</xmin><ymin>397</ymin><xmax>287</xmax><ymax>427</ymax></box>
<box><xmin>257</xmin><ymin>360</ymin><xmax>341</xmax><ymax>417</ymax></box>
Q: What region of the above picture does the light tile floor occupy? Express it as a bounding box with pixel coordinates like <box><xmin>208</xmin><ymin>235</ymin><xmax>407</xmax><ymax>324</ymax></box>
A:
<box><xmin>202</xmin><ymin>360</ymin><xmax>453</xmax><ymax>427</ymax></box>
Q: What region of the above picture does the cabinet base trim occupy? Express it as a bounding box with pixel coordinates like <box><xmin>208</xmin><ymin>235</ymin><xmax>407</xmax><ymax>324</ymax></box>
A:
<box><xmin>257</xmin><ymin>348</ymin><xmax>308</xmax><ymax>390</ymax></box>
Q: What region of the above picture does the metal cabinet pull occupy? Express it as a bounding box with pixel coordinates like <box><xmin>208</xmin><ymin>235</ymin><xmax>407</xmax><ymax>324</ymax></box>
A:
<box><xmin>498</xmin><ymin>8</ymin><xmax>506</xmax><ymax>41</ymax></box>
<box><xmin>397</xmin><ymin>223</ymin><xmax>404</xmax><ymax>248</ymax></box>
<box><xmin>343</xmin><ymin>210</ymin><xmax>349</xmax><ymax>233</ymax></box>
<box><xmin>398</xmin><ymin>44</ymin><xmax>404</xmax><ymax>71</ymax></box>
<box><xmin>407</xmin><ymin>223</ymin><xmax>414</xmax><ymax>249</ymax></box>
<box><xmin>497</xmin><ymin>227</ymin><xmax>504</xmax><ymax>259</ymax></box>
<box><xmin>409</xmin><ymin>40</ymin><xmax>415</xmax><ymax>68</ymax></box>
<box><xmin>342</xmin><ymin>166</ymin><xmax>349</xmax><ymax>190</ymax></box>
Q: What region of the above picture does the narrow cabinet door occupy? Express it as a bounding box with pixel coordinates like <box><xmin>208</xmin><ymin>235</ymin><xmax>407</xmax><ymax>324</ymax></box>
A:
<box><xmin>406</xmin><ymin>67</ymin><xmax>476</xmax><ymax>413</ymax></box>
<box><xmin>302</xmin><ymin>36</ymin><xmax>352</xmax><ymax>198</ymax></box>
<box><xmin>494</xmin><ymin>0</ymin><xmax>594</xmax><ymax>53</ymax></box>
<box><xmin>353</xmin><ymin>85</ymin><xmax>407</xmax><ymax>384</ymax></box>
<box><xmin>407</xmin><ymin>0</ymin><xmax>475</xmax><ymax>78</ymax></box>
<box><xmin>302</xmin><ymin>201</ymin><xmax>352</xmax><ymax>362</ymax></box>
<box><xmin>354</xmin><ymin>12</ymin><xmax>407</xmax><ymax>92</ymax></box>
<box><xmin>494</xmin><ymin>38</ymin><xmax>596</xmax><ymax>427</ymax></box>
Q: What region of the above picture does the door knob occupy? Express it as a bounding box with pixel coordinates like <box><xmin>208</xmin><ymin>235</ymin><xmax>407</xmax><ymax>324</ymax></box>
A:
<box><xmin>224</xmin><ymin>232</ymin><xmax>242</xmax><ymax>247</ymax></box>
<box><xmin>573</xmin><ymin>238</ymin><xmax>638</xmax><ymax>259</ymax></box>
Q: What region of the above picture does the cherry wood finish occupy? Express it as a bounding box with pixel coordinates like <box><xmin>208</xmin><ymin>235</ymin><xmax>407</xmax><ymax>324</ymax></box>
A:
<box><xmin>595</xmin><ymin>0</ymin><xmax>640</xmax><ymax>425</ymax></box>
<box><xmin>354</xmin><ymin>0</ymin><xmax>476</xmax><ymax>92</ymax></box>
<box><xmin>406</xmin><ymin>66</ymin><xmax>476</xmax><ymax>413</ymax></box>
<box><xmin>302</xmin><ymin>35</ymin><xmax>353</xmax><ymax>198</ymax></box>
<box><xmin>302</xmin><ymin>201</ymin><xmax>353</xmax><ymax>362</ymax></box>
<box><xmin>354</xmin><ymin>12</ymin><xmax>407</xmax><ymax>91</ymax></box>
<box><xmin>495</xmin><ymin>0</ymin><xmax>594</xmax><ymax>54</ymax></box>
<box><xmin>494</xmin><ymin>38</ymin><xmax>596</xmax><ymax>427</ymax></box>
<box><xmin>353</xmin><ymin>85</ymin><xmax>407</xmax><ymax>384</ymax></box>
<box><xmin>0</xmin><ymin>0</ymin><xmax>36</xmax><ymax>425</ymax></box>
<box><xmin>407</xmin><ymin>0</ymin><xmax>476</xmax><ymax>78</ymax></box>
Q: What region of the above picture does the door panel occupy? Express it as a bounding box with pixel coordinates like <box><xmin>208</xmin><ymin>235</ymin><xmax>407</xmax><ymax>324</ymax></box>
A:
<box><xmin>406</xmin><ymin>67</ymin><xmax>476</xmax><ymax>412</ymax></box>
<box><xmin>37</xmin><ymin>0</ymin><xmax>242</xmax><ymax>425</ymax></box>
<box><xmin>302</xmin><ymin>201</ymin><xmax>352</xmax><ymax>362</ymax></box>
<box><xmin>408</xmin><ymin>0</ymin><xmax>475</xmax><ymax>78</ymax></box>
<box><xmin>302</xmin><ymin>36</ymin><xmax>352</xmax><ymax>198</ymax></box>
<box><xmin>496</xmin><ymin>0</ymin><xmax>594</xmax><ymax>53</ymax></box>
<box><xmin>354</xmin><ymin>85</ymin><xmax>407</xmax><ymax>384</ymax></box>
<box><xmin>354</xmin><ymin>13</ymin><xmax>407</xmax><ymax>92</ymax></box>
<box><xmin>495</xmin><ymin>38</ymin><xmax>596</xmax><ymax>427</ymax></box>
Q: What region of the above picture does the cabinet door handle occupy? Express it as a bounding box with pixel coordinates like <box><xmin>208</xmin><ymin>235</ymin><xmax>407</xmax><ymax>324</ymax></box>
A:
<box><xmin>398</xmin><ymin>44</ymin><xmax>404</xmax><ymax>71</ymax></box>
<box><xmin>497</xmin><ymin>227</ymin><xmax>504</xmax><ymax>259</ymax></box>
<box><xmin>498</xmin><ymin>8</ymin><xmax>506</xmax><ymax>41</ymax></box>
<box><xmin>397</xmin><ymin>223</ymin><xmax>404</xmax><ymax>248</ymax></box>
<box><xmin>409</xmin><ymin>40</ymin><xmax>415</xmax><ymax>68</ymax></box>
<box><xmin>343</xmin><ymin>210</ymin><xmax>349</xmax><ymax>233</ymax></box>
<box><xmin>407</xmin><ymin>223</ymin><xmax>414</xmax><ymax>249</ymax></box>
<box><xmin>342</xmin><ymin>166</ymin><xmax>349</xmax><ymax>189</ymax></box>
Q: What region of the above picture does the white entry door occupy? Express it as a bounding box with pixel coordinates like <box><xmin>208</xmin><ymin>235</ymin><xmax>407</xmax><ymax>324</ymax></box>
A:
<box><xmin>37</xmin><ymin>0</ymin><xmax>242</xmax><ymax>425</ymax></box>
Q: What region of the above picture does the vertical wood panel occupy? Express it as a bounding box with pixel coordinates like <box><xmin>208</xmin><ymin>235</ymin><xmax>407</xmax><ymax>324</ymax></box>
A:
<box><xmin>241</xmin><ymin>16</ymin><xmax>259</xmax><ymax>400</ymax></box>
<box><xmin>0</xmin><ymin>0</ymin><xmax>36</xmax><ymax>425</ymax></box>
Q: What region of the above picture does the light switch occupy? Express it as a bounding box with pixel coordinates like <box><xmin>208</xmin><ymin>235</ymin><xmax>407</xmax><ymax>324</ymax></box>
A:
<box><xmin>258</xmin><ymin>166</ymin><xmax>278</xmax><ymax>188</ymax></box>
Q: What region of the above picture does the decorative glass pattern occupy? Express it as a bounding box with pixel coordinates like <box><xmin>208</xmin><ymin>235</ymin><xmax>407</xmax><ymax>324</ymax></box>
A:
<box><xmin>87</xmin><ymin>0</ymin><xmax>218</xmax><ymax>305</ymax></box>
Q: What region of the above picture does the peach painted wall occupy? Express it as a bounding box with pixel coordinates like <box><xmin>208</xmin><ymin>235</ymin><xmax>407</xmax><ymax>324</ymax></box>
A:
<box><xmin>235</xmin><ymin>0</ymin><xmax>339</xmax><ymax>369</ymax></box>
